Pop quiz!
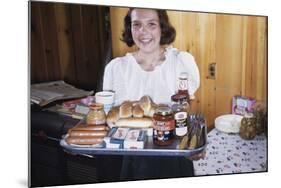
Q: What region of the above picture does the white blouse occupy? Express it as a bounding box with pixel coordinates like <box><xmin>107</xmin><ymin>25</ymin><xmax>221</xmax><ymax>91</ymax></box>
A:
<box><xmin>103</xmin><ymin>47</ymin><xmax>200</xmax><ymax>105</ymax></box>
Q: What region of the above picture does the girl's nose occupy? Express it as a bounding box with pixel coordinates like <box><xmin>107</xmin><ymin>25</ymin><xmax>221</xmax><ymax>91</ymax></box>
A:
<box><xmin>139</xmin><ymin>25</ymin><xmax>148</xmax><ymax>33</ymax></box>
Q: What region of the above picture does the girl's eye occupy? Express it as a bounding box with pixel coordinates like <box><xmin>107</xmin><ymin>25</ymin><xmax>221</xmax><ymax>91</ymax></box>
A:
<box><xmin>148</xmin><ymin>22</ymin><xmax>158</xmax><ymax>28</ymax></box>
<box><xmin>132</xmin><ymin>23</ymin><xmax>141</xmax><ymax>28</ymax></box>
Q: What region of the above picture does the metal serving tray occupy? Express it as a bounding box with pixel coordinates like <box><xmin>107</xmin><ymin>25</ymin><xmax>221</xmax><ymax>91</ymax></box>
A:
<box><xmin>60</xmin><ymin>126</ymin><xmax>207</xmax><ymax>157</ymax></box>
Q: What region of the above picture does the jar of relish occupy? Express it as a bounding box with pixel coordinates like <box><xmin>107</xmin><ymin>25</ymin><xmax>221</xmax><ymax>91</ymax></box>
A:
<box><xmin>86</xmin><ymin>103</ymin><xmax>106</xmax><ymax>125</ymax></box>
<box><xmin>153</xmin><ymin>106</ymin><xmax>175</xmax><ymax>146</ymax></box>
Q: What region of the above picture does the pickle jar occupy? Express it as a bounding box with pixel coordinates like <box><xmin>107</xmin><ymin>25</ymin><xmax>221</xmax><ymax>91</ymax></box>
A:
<box><xmin>153</xmin><ymin>106</ymin><xmax>175</xmax><ymax>146</ymax></box>
<box><xmin>86</xmin><ymin>103</ymin><xmax>106</xmax><ymax>125</ymax></box>
<box><xmin>239</xmin><ymin>113</ymin><xmax>257</xmax><ymax>140</ymax></box>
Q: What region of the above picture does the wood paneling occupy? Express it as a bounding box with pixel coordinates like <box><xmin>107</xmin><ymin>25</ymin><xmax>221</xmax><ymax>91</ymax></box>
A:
<box><xmin>30</xmin><ymin>2</ymin><xmax>111</xmax><ymax>91</ymax></box>
<box><xmin>110</xmin><ymin>8</ymin><xmax>267</xmax><ymax>127</ymax></box>
<box><xmin>215</xmin><ymin>15</ymin><xmax>244</xmax><ymax>116</ymax></box>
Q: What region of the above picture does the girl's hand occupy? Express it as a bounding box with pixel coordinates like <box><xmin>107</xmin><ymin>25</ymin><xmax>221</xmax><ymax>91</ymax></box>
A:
<box><xmin>187</xmin><ymin>150</ymin><xmax>206</xmax><ymax>161</ymax></box>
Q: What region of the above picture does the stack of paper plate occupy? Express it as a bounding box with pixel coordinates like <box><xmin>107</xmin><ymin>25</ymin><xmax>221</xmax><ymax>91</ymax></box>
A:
<box><xmin>215</xmin><ymin>114</ymin><xmax>243</xmax><ymax>133</ymax></box>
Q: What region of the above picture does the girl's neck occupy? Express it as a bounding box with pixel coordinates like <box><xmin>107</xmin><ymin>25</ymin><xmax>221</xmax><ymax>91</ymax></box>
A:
<box><xmin>136</xmin><ymin>47</ymin><xmax>166</xmax><ymax>71</ymax></box>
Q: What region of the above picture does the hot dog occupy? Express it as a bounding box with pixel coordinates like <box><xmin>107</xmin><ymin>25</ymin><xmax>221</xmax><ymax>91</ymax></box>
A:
<box><xmin>66</xmin><ymin>136</ymin><xmax>104</xmax><ymax>145</ymax></box>
<box><xmin>69</xmin><ymin>130</ymin><xmax>108</xmax><ymax>137</ymax></box>
<box><xmin>70</xmin><ymin>124</ymin><xmax>108</xmax><ymax>131</ymax></box>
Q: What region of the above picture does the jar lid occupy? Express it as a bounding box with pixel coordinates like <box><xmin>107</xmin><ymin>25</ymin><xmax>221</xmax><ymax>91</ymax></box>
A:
<box><xmin>89</xmin><ymin>103</ymin><xmax>104</xmax><ymax>110</ymax></box>
<box><xmin>155</xmin><ymin>106</ymin><xmax>172</xmax><ymax>116</ymax></box>
<box><xmin>244</xmin><ymin>112</ymin><xmax>254</xmax><ymax>118</ymax></box>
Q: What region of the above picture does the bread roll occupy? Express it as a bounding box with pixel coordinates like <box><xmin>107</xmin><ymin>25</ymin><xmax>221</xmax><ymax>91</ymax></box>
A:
<box><xmin>132</xmin><ymin>104</ymin><xmax>144</xmax><ymax>118</ymax></box>
<box><xmin>147</xmin><ymin>104</ymin><xmax>157</xmax><ymax>117</ymax></box>
<box><xmin>115</xmin><ymin>117</ymin><xmax>153</xmax><ymax>128</ymax></box>
<box><xmin>106</xmin><ymin>106</ymin><xmax>120</xmax><ymax>123</ymax></box>
<box><xmin>139</xmin><ymin>96</ymin><xmax>152</xmax><ymax>116</ymax></box>
<box><xmin>119</xmin><ymin>101</ymin><xmax>133</xmax><ymax>118</ymax></box>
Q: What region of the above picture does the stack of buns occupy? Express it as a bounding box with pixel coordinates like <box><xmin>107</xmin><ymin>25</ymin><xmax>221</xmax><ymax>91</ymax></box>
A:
<box><xmin>66</xmin><ymin>124</ymin><xmax>109</xmax><ymax>145</ymax></box>
<box><xmin>106</xmin><ymin>96</ymin><xmax>157</xmax><ymax>128</ymax></box>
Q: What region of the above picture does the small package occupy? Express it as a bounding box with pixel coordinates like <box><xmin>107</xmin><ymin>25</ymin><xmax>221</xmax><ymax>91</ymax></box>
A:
<box><xmin>232</xmin><ymin>95</ymin><xmax>256</xmax><ymax>116</ymax></box>
<box><xmin>104</xmin><ymin>127</ymin><xmax>129</xmax><ymax>149</ymax></box>
<box><xmin>124</xmin><ymin>129</ymin><xmax>146</xmax><ymax>149</ymax></box>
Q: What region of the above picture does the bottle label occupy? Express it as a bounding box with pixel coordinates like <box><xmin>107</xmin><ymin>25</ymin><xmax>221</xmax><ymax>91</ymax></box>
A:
<box><xmin>175</xmin><ymin>111</ymin><xmax>187</xmax><ymax>136</ymax></box>
<box><xmin>153</xmin><ymin>129</ymin><xmax>174</xmax><ymax>142</ymax></box>
<box><xmin>178</xmin><ymin>78</ymin><xmax>188</xmax><ymax>91</ymax></box>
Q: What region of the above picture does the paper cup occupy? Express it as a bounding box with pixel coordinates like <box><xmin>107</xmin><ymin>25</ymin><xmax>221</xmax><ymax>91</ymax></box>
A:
<box><xmin>95</xmin><ymin>91</ymin><xmax>115</xmax><ymax>114</ymax></box>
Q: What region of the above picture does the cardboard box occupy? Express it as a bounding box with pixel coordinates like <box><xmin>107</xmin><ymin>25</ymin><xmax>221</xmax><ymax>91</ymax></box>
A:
<box><xmin>232</xmin><ymin>95</ymin><xmax>256</xmax><ymax>116</ymax></box>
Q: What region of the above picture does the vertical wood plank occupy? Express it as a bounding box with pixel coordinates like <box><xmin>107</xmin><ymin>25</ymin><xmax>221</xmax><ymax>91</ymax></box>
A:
<box><xmin>242</xmin><ymin>16</ymin><xmax>267</xmax><ymax>102</ymax></box>
<box><xmin>39</xmin><ymin>3</ymin><xmax>62</xmax><ymax>81</ymax></box>
<box><xmin>30</xmin><ymin>2</ymin><xmax>49</xmax><ymax>82</ymax></box>
<box><xmin>110</xmin><ymin>7</ymin><xmax>136</xmax><ymax>58</ymax></box>
<box><xmin>54</xmin><ymin>3</ymin><xmax>77</xmax><ymax>84</ymax></box>
<box><xmin>196</xmin><ymin>13</ymin><xmax>216</xmax><ymax>126</ymax></box>
<box><xmin>215</xmin><ymin>14</ymin><xmax>244</xmax><ymax>116</ymax></box>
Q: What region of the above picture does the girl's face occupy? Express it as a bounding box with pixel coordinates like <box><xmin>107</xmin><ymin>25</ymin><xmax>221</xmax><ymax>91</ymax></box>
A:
<box><xmin>130</xmin><ymin>9</ymin><xmax>161</xmax><ymax>53</ymax></box>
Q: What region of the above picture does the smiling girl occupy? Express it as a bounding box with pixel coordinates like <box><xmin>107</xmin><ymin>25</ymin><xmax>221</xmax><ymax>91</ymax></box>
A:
<box><xmin>103</xmin><ymin>8</ymin><xmax>203</xmax><ymax>180</ymax></box>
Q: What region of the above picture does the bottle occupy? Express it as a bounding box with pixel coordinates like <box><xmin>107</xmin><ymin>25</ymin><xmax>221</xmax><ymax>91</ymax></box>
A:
<box><xmin>171</xmin><ymin>72</ymin><xmax>191</xmax><ymax>111</ymax></box>
<box><xmin>86</xmin><ymin>103</ymin><xmax>106</xmax><ymax>125</ymax></box>
<box><xmin>172</xmin><ymin>103</ymin><xmax>188</xmax><ymax>137</ymax></box>
<box><xmin>177</xmin><ymin>72</ymin><xmax>190</xmax><ymax>103</ymax></box>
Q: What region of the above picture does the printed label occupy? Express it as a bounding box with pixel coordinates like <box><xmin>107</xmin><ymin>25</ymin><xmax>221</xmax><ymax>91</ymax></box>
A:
<box><xmin>175</xmin><ymin>111</ymin><xmax>187</xmax><ymax>136</ymax></box>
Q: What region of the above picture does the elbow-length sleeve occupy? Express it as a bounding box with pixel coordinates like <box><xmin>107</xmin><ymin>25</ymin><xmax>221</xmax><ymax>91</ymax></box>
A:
<box><xmin>102</xmin><ymin>58</ymin><xmax>128</xmax><ymax>105</ymax></box>
<box><xmin>176</xmin><ymin>52</ymin><xmax>200</xmax><ymax>99</ymax></box>
<box><xmin>103</xmin><ymin>61</ymin><xmax>113</xmax><ymax>91</ymax></box>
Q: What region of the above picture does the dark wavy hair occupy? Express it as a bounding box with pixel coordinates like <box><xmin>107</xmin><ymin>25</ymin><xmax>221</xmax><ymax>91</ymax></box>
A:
<box><xmin>121</xmin><ymin>8</ymin><xmax>176</xmax><ymax>47</ymax></box>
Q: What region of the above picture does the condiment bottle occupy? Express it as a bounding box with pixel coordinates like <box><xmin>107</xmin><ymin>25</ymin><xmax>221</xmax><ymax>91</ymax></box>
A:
<box><xmin>177</xmin><ymin>72</ymin><xmax>190</xmax><ymax>104</ymax></box>
<box><xmin>172</xmin><ymin>103</ymin><xmax>188</xmax><ymax>137</ymax></box>
<box><xmin>171</xmin><ymin>72</ymin><xmax>191</xmax><ymax>111</ymax></box>
<box><xmin>86</xmin><ymin>103</ymin><xmax>106</xmax><ymax>125</ymax></box>
<box><xmin>239</xmin><ymin>113</ymin><xmax>257</xmax><ymax>140</ymax></box>
<box><xmin>153</xmin><ymin>106</ymin><xmax>175</xmax><ymax>146</ymax></box>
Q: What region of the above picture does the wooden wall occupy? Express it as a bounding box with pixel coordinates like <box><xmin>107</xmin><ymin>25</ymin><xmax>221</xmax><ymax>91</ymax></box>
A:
<box><xmin>30</xmin><ymin>2</ymin><xmax>111</xmax><ymax>91</ymax></box>
<box><xmin>110</xmin><ymin>8</ymin><xmax>267</xmax><ymax>127</ymax></box>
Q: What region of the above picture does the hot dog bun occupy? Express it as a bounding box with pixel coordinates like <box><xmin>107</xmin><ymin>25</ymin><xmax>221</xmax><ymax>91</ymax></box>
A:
<box><xmin>115</xmin><ymin>117</ymin><xmax>153</xmax><ymax>128</ymax></box>
<box><xmin>119</xmin><ymin>101</ymin><xmax>133</xmax><ymax>118</ymax></box>
<box><xmin>132</xmin><ymin>104</ymin><xmax>144</xmax><ymax>118</ymax></box>
<box><xmin>139</xmin><ymin>96</ymin><xmax>152</xmax><ymax>116</ymax></box>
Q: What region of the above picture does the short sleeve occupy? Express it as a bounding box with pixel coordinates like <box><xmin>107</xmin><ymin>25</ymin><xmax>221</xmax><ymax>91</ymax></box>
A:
<box><xmin>176</xmin><ymin>52</ymin><xmax>200</xmax><ymax>99</ymax></box>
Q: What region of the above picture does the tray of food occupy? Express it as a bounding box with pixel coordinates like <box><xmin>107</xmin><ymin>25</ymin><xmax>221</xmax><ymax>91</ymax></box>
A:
<box><xmin>60</xmin><ymin>96</ymin><xmax>207</xmax><ymax>157</ymax></box>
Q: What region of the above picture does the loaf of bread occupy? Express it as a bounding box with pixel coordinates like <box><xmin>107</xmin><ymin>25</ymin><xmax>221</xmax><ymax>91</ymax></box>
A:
<box><xmin>115</xmin><ymin>117</ymin><xmax>153</xmax><ymax>128</ymax></box>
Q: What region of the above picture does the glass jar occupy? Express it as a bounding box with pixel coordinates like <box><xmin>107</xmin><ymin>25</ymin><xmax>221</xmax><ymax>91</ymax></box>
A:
<box><xmin>172</xmin><ymin>103</ymin><xmax>188</xmax><ymax>137</ymax></box>
<box><xmin>86</xmin><ymin>103</ymin><xmax>106</xmax><ymax>125</ymax></box>
<box><xmin>153</xmin><ymin>106</ymin><xmax>175</xmax><ymax>146</ymax></box>
<box><xmin>239</xmin><ymin>113</ymin><xmax>257</xmax><ymax>140</ymax></box>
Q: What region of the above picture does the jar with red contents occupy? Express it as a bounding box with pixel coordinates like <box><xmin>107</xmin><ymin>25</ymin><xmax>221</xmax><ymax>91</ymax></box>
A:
<box><xmin>153</xmin><ymin>106</ymin><xmax>175</xmax><ymax>146</ymax></box>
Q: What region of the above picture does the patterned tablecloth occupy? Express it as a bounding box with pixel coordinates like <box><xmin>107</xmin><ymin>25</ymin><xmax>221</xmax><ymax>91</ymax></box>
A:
<box><xmin>193</xmin><ymin>128</ymin><xmax>267</xmax><ymax>176</ymax></box>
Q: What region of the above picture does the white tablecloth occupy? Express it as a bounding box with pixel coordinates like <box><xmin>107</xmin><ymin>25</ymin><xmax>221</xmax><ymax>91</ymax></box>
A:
<box><xmin>193</xmin><ymin>128</ymin><xmax>267</xmax><ymax>175</ymax></box>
